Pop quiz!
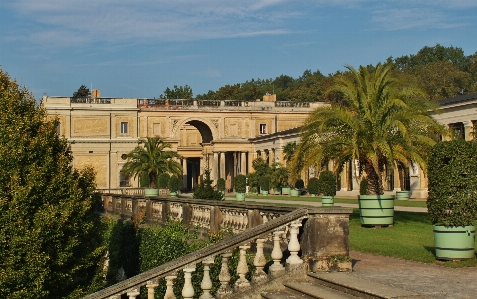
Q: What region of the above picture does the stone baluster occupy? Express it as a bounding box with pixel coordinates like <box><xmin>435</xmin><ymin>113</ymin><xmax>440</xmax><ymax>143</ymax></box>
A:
<box><xmin>182</xmin><ymin>267</ymin><xmax>196</xmax><ymax>299</ymax></box>
<box><xmin>146</xmin><ymin>280</ymin><xmax>159</xmax><ymax>299</ymax></box>
<box><xmin>163</xmin><ymin>276</ymin><xmax>177</xmax><ymax>299</ymax></box>
<box><xmin>269</xmin><ymin>230</ymin><xmax>285</xmax><ymax>278</ymax></box>
<box><xmin>126</xmin><ymin>288</ymin><xmax>140</xmax><ymax>299</ymax></box>
<box><xmin>252</xmin><ymin>238</ymin><xmax>268</xmax><ymax>284</ymax></box>
<box><xmin>234</xmin><ymin>245</ymin><xmax>251</xmax><ymax>291</ymax></box>
<box><xmin>216</xmin><ymin>253</ymin><xmax>232</xmax><ymax>298</ymax></box>
<box><xmin>199</xmin><ymin>259</ymin><xmax>214</xmax><ymax>299</ymax></box>
<box><xmin>286</xmin><ymin>222</ymin><xmax>303</xmax><ymax>267</ymax></box>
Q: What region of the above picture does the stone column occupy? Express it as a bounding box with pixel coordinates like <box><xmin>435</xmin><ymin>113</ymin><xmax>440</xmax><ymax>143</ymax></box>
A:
<box><xmin>220</xmin><ymin>152</ymin><xmax>226</xmax><ymax>180</ymax></box>
<box><xmin>213</xmin><ymin>152</ymin><xmax>219</xmax><ymax>182</ymax></box>
<box><xmin>241</xmin><ymin>152</ymin><xmax>247</xmax><ymax>175</ymax></box>
<box><xmin>464</xmin><ymin>120</ymin><xmax>474</xmax><ymax>141</ymax></box>
<box><xmin>182</xmin><ymin>159</ymin><xmax>188</xmax><ymax>189</ymax></box>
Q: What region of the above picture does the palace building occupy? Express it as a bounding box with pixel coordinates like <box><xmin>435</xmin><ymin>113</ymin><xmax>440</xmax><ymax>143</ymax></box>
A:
<box><xmin>42</xmin><ymin>91</ymin><xmax>477</xmax><ymax>199</ymax></box>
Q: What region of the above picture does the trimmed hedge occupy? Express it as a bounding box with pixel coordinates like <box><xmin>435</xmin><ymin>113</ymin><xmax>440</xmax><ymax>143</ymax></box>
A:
<box><xmin>234</xmin><ymin>174</ymin><xmax>247</xmax><ymax>193</ymax></box>
<box><xmin>427</xmin><ymin>140</ymin><xmax>477</xmax><ymax>226</ymax></box>
<box><xmin>294</xmin><ymin>178</ymin><xmax>304</xmax><ymax>189</ymax></box>
<box><xmin>308</xmin><ymin>177</ymin><xmax>320</xmax><ymax>195</ymax></box>
<box><xmin>157</xmin><ymin>173</ymin><xmax>170</xmax><ymax>189</ymax></box>
<box><xmin>260</xmin><ymin>175</ymin><xmax>271</xmax><ymax>191</ymax></box>
<box><xmin>319</xmin><ymin>171</ymin><xmax>336</xmax><ymax>196</ymax></box>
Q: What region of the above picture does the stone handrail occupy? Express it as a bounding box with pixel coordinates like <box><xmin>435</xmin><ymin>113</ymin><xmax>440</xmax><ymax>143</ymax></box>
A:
<box><xmin>100</xmin><ymin>194</ymin><xmax>296</xmax><ymax>234</ymax></box>
<box><xmin>84</xmin><ymin>204</ymin><xmax>352</xmax><ymax>299</ymax></box>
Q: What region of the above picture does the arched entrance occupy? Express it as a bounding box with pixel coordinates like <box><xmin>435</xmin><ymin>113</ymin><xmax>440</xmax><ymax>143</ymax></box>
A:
<box><xmin>176</xmin><ymin>119</ymin><xmax>215</xmax><ymax>191</ymax></box>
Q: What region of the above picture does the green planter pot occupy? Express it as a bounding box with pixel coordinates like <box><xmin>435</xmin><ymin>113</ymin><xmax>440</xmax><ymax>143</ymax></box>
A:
<box><xmin>310</xmin><ymin>194</ymin><xmax>316</xmax><ymax>197</ymax></box>
<box><xmin>273</xmin><ymin>188</ymin><xmax>281</xmax><ymax>195</ymax></box>
<box><xmin>144</xmin><ymin>188</ymin><xmax>159</xmax><ymax>197</ymax></box>
<box><xmin>290</xmin><ymin>189</ymin><xmax>300</xmax><ymax>197</ymax></box>
<box><xmin>281</xmin><ymin>187</ymin><xmax>291</xmax><ymax>195</ymax></box>
<box><xmin>358</xmin><ymin>195</ymin><xmax>395</xmax><ymax>227</ymax></box>
<box><xmin>396</xmin><ymin>191</ymin><xmax>409</xmax><ymax>201</ymax></box>
<box><xmin>169</xmin><ymin>191</ymin><xmax>178</xmax><ymax>198</ymax></box>
<box><xmin>261</xmin><ymin>190</ymin><xmax>269</xmax><ymax>195</ymax></box>
<box><xmin>433</xmin><ymin>225</ymin><xmax>475</xmax><ymax>260</ymax></box>
<box><xmin>235</xmin><ymin>193</ymin><xmax>245</xmax><ymax>201</ymax></box>
<box><xmin>321</xmin><ymin>196</ymin><xmax>334</xmax><ymax>207</ymax></box>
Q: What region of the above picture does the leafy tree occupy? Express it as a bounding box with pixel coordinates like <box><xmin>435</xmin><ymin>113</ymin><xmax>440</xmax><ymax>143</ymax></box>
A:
<box><xmin>122</xmin><ymin>137</ymin><xmax>182</xmax><ymax>189</ymax></box>
<box><xmin>252</xmin><ymin>157</ymin><xmax>271</xmax><ymax>177</ymax></box>
<box><xmin>72</xmin><ymin>85</ymin><xmax>90</xmax><ymax>98</ymax></box>
<box><xmin>282</xmin><ymin>141</ymin><xmax>296</xmax><ymax>166</ymax></box>
<box><xmin>160</xmin><ymin>85</ymin><xmax>193</xmax><ymax>99</ymax></box>
<box><xmin>292</xmin><ymin>63</ymin><xmax>447</xmax><ymax>195</ymax></box>
<box><xmin>0</xmin><ymin>68</ymin><xmax>106</xmax><ymax>298</ymax></box>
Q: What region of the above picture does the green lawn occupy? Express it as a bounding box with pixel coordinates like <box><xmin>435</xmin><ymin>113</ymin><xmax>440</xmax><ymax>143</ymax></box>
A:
<box><xmin>239</xmin><ymin>194</ymin><xmax>428</xmax><ymax>208</ymax></box>
<box><xmin>349</xmin><ymin>209</ymin><xmax>477</xmax><ymax>268</ymax></box>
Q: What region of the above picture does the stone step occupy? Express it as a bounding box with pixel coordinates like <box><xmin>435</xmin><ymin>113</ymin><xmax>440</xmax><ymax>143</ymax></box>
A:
<box><xmin>308</xmin><ymin>272</ymin><xmax>422</xmax><ymax>299</ymax></box>
<box><xmin>261</xmin><ymin>282</ymin><xmax>358</xmax><ymax>299</ymax></box>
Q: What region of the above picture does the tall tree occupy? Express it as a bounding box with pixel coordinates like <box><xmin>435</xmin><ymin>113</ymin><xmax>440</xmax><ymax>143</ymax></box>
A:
<box><xmin>292</xmin><ymin>63</ymin><xmax>447</xmax><ymax>194</ymax></box>
<box><xmin>0</xmin><ymin>68</ymin><xmax>106</xmax><ymax>298</ymax></box>
<box><xmin>159</xmin><ymin>85</ymin><xmax>193</xmax><ymax>99</ymax></box>
<box><xmin>122</xmin><ymin>137</ymin><xmax>183</xmax><ymax>189</ymax></box>
<box><xmin>73</xmin><ymin>85</ymin><xmax>90</xmax><ymax>98</ymax></box>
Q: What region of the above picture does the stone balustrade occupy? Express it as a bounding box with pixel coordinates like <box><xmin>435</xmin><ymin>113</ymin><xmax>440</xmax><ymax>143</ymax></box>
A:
<box><xmin>84</xmin><ymin>202</ymin><xmax>352</xmax><ymax>299</ymax></box>
<box><xmin>100</xmin><ymin>194</ymin><xmax>296</xmax><ymax>235</ymax></box>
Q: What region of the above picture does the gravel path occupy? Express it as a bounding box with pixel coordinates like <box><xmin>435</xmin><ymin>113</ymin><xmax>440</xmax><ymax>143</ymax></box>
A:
<box><xmin>350</xmin><ymin>251</ymin><xmax>477</xmax><ymax>299</ymax></box>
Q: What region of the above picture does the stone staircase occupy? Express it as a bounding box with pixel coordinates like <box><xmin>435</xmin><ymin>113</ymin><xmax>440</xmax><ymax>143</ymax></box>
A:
<box><xmin>259</xmin><ymin>272</ymin><xmax>421</xmax><ymax>299</ymax></box>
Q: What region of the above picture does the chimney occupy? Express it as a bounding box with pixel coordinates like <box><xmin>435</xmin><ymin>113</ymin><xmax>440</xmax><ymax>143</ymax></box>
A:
<box><xmin>92</xmin><ymin>89</ymin><xmax>100</xmax><ymax>98</ymax></box>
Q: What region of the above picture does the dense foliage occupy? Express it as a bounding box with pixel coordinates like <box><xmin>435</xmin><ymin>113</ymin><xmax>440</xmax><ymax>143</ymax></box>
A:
<box><xmin>157</xmin><ymin>172</ymin><xmax>170</xmax><ymax>189</ymax></box>
<box><xmin>294</xmin><ymin>178</ymin><xmax>304</xmax><ymax>189</ymax></box>
<box><xmin>293</xmin><ymin>63</ymin><xmax>447</xmax><ymax>195</ymax></box>
<box><xmin>307</xmin><ymin>177</ymin><xmax>320</xmax><ymax>195</ymax></box>
<box><xmin>0</xmin><ymin>68</ymin><xmax>107</xmax><ymax>298</ymax></box>
<box><xmin>72</xmin><ymin>84</ymin><xmax>90</xmax><ymax>98</ymax></box>
<box><xmin>260</xmin><ymin>174</ymin><xmax>271</xmax><ymax>192</ymax></box>
<box><xmin>217</xmin><ymin>178</ymin><xmax>226</xmax><ymax>192</ymax></box>
<box><xmin>196</xmin><ymin>45</ymin><xmax>477</xmax><ymax>103</ymax></box>
<box><xmin>318</xmin><ymin>171</ymin><xmax>336</xmax><ymax>197</ymax></box>
<box><xmin>234</xmin><ymin>174</ymin><xmax>246</xmax><ymax>193</ymax></box>
<box><xmin>427</xmin><ymin>140</ymin><xmax>477</xmax><ymax>226</ymax></box>
<box><xmin>193</xmin><ymin>169</ymin><xmax>223</xmax><ymax>200</ymax></box>
<box><xmin>168</xmin><ymin>175</ymin><xmax>182</xmax><ymax>193</ymax></box>
<box><xmin>159</xmin><ymin>85</ymin><xmax>193</xmax><ymax>99</ymax></box>
<box><xmin>271</xmin><ymin>163</ymin><xmax>289</xmax><ymax>189</ymax></box>
<box><xmin>122</xmin><ymin>137</ymin><xmax>182</xmax><ymax>189</ymax></box>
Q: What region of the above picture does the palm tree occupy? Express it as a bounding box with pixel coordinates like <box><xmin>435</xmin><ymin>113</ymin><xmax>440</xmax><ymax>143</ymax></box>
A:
<box><xmin>292</xmin><ymin>63</ymin><xmax>447</xmax><ymax>195</ymax></box>
<box><xmin>122</xmin><ymin>137</ymin><xmax>182</xmax><ymax>189</ymax></box>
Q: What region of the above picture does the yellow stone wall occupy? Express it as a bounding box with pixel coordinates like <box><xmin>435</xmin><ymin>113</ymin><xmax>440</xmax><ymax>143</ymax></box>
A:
<box><xmin>73</xmin><ymin>154</ymin><xmax>109</xmax><ymax>188</ymax></box>
<box><xmin>224</xmin><ymin>118</ymin><xmax>243</xmax><ymax>138</ymax></box>
<box><xmin>115</xmin><ymin>116</ymin><xmax>136</xmax><ymax>138</ymax></box>
<box><xmin>72</xmin><ymin>116</ymin><xmax>109</xmax><ymax>138</ymax></box>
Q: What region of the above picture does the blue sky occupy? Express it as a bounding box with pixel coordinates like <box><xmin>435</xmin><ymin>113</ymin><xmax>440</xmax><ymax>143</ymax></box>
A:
<box><xmin>1</xmin><ymin>0</ymin><xmax>476</xmax><ymax>99</ymax></box>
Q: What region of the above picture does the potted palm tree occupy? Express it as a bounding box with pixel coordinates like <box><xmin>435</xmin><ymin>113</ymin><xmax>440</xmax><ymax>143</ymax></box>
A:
<box><xmin>234</xmin><ymin>174</ymin><xmax>246</xmax><ymax>201</ymax></box>
<box><xmin>307</xmin><ymin>177</ymin><xmax>320</xmax><ymax>197</ymax></box>
<box><xmin>260</xmin><ymin>175</ymin><xmax>270</xmax><ymax>195</ymax></box>
<box><xmin>122</xmin><ymin>137</ymin><xmax>182</xmax><ymax>196</ymax></box>
<box><xmin>319</xmin><ymin>170</ymin><xmax>336</xmax><ymax>206</ymax></box>
<box><xmin>427</xmin><ymin>140</ymin><xmax>477</xmax><ymax>260</ymax></box>
<box><xmin>292</xmin><ymin>63</ymin><xmax>446</xmax><ymax>226</ymax></box>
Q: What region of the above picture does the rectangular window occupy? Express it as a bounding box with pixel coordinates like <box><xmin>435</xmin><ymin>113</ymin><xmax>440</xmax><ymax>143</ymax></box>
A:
<box><xmin>119</xmin><ymin>171</ymin><xmax>130</xmax><ymax>187</ymax></box>
<box><xmin>260</xmin><ymin>124</ymin><xmax>267</xmax><ymax>134</ymax></box>
<box><xmin>120</xmin><ymin>122</ymin><xmax>128</xmax><ymax>134</ymax></box>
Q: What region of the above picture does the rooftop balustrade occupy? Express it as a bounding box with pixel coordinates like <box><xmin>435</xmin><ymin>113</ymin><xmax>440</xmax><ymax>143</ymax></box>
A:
<box><xmin>86</xmin><ymin>194</ymin><xmax>352</xmax><ymax>299</ymax></box>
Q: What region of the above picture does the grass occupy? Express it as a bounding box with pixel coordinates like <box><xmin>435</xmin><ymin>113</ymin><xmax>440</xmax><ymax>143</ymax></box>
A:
<box><xmin>238</xmin><ymin>194</ymin><xmax>428</xmax><ymax>208</ymax></box>
<box><xmin>349</xmin><ymin>209</ymin><xmax>477</xmax><ymax>268</ymax></box>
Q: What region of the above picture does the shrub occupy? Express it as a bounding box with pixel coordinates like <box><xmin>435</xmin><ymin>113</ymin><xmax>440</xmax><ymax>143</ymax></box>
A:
<box><xmin>294</xmin><ymin>178</ymin><xmax>305</xmax><ymax>189</ymax></box>
<box><xmin>234</xmin><ymin>174</ymin><xmax>247</xmax><ymax>193</ymax></box>
<box><xmin>157</xmin><ymin>173</ymin><xmax>170</xmax><ymax>189</ymax></box>
<box><xmin>168</xmin><ymin>175</ymin><xmax>182</xmax><ymax>193</ymax></box>
<box><xmin>427</xmin><ymin>140</ymin><xmax>477</xmax><ymax>226</ymax></box>
<box><xmin>260</xmin><ymin>175</ymin><xmax>271</xmax><ymax>192</ymax></box>
<box><xmin>319</xmin><ymin>171</ymin><xmax>336</xmax><ymax>196</ymax></box>
<box><xmin>360</xmin><ymin>178</ymin><xmax>368</xmax><ymax>195</ymax></box>
<box><xmin>308</xmin><ymin>177</ymin><xmax>320</xmax><ymax>195</ymax></box>
<box><xmin>246</xmin><ymin>172</ymin><xmax>258</xmax><ymax>191</ymax></box>
<box><xmin>193</xmin><ymin>170</ymin><xmax>223</xmax><ymax>201</ymax></box>
<box><xmin>217</xmin><ymin>178</ymin><xmax>226</xmax><ymax>192</ymax></box>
